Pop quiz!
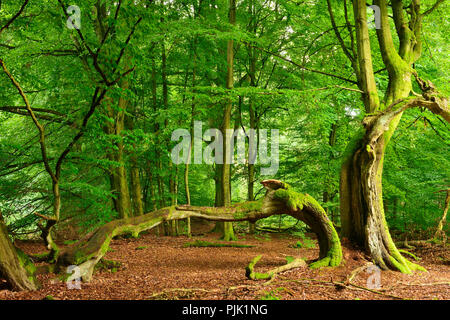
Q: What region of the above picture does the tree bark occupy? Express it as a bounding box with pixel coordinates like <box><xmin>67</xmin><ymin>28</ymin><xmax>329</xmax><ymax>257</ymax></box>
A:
<box><xmin>126</xmin><ymin>105</ymin><xmax>144</xmax><ymax>217</ymax></box>
<box><xmin>56</xmin><ymin>180</ymin><xmax>342</xmax><ymax>282</ymax></box>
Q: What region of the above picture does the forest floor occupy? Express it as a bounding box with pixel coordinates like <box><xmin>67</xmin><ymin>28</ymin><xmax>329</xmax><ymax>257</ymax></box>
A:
<box><xmin>1</xmin><ymin>221</ymin><xmax>449</xmax><ymax>300</ymax></box>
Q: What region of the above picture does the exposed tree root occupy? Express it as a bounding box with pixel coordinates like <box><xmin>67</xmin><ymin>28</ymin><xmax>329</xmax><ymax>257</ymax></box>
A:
<box><xmin>0</xmin><ymin>212</ymin><xmax>40</xmax><ymax>291</ymax></box>
<box><xmin>398</xmin><ymin>249</ymin><xmax>421</xmax><ymax>261</ymax></box>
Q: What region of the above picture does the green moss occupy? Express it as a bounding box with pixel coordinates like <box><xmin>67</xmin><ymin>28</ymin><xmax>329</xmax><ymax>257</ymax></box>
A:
<box><xmin>309</xmin><ymin>257</ymin><xmax>331</xmax><ymax>269</ymax></box>
<box><xmin>259</xmin><ymin>290</ymin><xmax>281</xmax><ymax>300</ymax></box>
<box><xmin>389</xmin><ymin>255</ymin><xmax>412</xmax><ymax>274</ymax></box>
<box><xmin>95</xmin><ymin>259</ymin><xmax>122</xmax><ymax>272</ymax></box>
<box><xmin>245</xmin><ymin>255</ymin><xmax>272</xmax><ymax>280</ymax></box>
<box><xmin>221</xmin><ymin>222</ymin><xmax>237</xmax><ymax>241</ymax></box>
<box><xmin>30</xmin><ymin>251</ymin><xmax>50</xmax><ymax>262</ymax></box>
<box><xmin>183</xmin><ymin>240</ymin><xmax>254</xmax><ymax>248</ymax></box>
<box><xmin>72</xmin><ymin>249</ymin><xmax>87</xmax><ymax>265</ymax></box>
<box><xmin>273</xmin><ymin>188</ymin><xmax>306</xmax><ymax>211</ymax></box>
<box><xmin>235</xmin><ymin>198</ymin><xmax>263</xmax><ymax>212</ymax></box>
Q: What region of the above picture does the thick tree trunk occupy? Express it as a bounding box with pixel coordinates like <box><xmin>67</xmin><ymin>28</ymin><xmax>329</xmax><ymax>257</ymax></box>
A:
<box><xmin>0</xmin><ymin>212</ymin><xmax>39</xmax><ymax>291</ymax></box>
<box><xmin>125</xmin><ymin>102</ymin><xmax>144</xmax><ymax>217</ymax></box>
<box><xmin>56</xmin><ymin>180</ymin><xmax>342</xmax><ymax>282</ymax></box>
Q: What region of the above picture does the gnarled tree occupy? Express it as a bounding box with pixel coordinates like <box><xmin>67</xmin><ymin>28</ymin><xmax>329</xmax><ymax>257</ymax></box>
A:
<box><xmin>328</xmin><ymin>0</ymin><xmax>448</xmax><ymax>272</ymax></box>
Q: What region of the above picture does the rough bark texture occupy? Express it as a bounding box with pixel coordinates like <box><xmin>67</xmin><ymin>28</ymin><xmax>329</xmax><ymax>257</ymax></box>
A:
<box><xmin>0</xmin><ymin>212</ymin><xmax>39</xmax><ymax>291</ymax></box>
<box><xmin>55</xmin><ymin>180</ymin><xmax>342</xmax><ymax>282</ymax></box>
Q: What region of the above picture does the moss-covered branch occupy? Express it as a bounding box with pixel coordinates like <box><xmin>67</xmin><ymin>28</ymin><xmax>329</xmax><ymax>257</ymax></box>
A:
<box><xmin>55</xmin><ymin>180</ymin><xmax>342</xmax><ymax>282</ymax></box>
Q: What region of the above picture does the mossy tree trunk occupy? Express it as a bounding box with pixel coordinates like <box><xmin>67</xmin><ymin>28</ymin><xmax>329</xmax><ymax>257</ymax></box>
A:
<box><xmin>55</xmin><ymin>180</ymin><xmax>342</xmax><ymax>282</ymax></box>
<box><xmin>328</xmin><ymin>0</ymin><xmax>448</xmax><ymax>273</ymax></box>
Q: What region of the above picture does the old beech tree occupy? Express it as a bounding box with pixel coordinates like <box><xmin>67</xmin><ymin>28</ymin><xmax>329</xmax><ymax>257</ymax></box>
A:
<box><xmin>0</xmin><ymin>0</ymin><xmax>448</xmax><ymax>291</ymax></box>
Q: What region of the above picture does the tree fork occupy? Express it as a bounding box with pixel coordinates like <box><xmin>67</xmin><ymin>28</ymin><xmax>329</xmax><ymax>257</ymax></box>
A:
<box><xmin>55</xmin><ymin>180</ymin><xmax>342</xmax><ymax>282</ymax></box>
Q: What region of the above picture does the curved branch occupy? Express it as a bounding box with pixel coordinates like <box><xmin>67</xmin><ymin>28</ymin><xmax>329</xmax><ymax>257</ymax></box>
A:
<box><xmin>56</xmin><ymin>180</ymin><xmax>342</xmax><ymax>282</ymax></box>
<box><xmin>0</xmin><ymin>0</ymin><xmax>29</xmax><ymax>36</ymax></box>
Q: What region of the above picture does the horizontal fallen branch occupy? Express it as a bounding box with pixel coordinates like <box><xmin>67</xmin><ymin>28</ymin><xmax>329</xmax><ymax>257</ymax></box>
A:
<box><xmin>54</xmin><ymin>180</ymin><xmax>342</xmax><ymax>282</ymax></box>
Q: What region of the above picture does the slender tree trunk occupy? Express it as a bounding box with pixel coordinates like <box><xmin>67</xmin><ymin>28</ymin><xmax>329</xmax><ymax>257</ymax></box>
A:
<box><xmin>215</xmin><ymin>0</ymin><xmax>237</xmax><ymax>241</ymax></box>
<box><xmin>323</xmin><ymin>122</ymin><xmax>337</xmax><ymax>221</ymax></box>
<box><xmin>104</xmin><ymin>81</ymin><xmax>132</xmax><ymax>219</ymax></box>
<box><xmin>126</xmin><ymin>103</ymin><xmax>144</xmax><ymax>217</ymax></box>
<box><xmin>336</xmin><ymin>0</ymin><xmax>450</xmax><ymax>273</ymax></box>
<box><xmin>150</xmin><ymin>57</ymin><xmax>165</xmax><ymax>210</ymax></box>
<box><xmin>434</xmin><ymin>190</ymin><xmax>449</xmax><ymax>240</ymax></box>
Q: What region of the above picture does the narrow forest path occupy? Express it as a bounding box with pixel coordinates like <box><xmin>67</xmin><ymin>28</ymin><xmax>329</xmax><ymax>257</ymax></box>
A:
<box><xmin>1</xmin><ymin>229</ymin><xmax>449</xmax><ymax>300</ymax></box>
